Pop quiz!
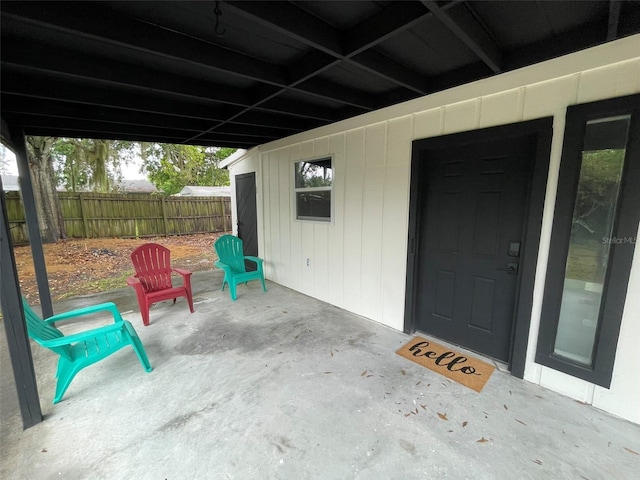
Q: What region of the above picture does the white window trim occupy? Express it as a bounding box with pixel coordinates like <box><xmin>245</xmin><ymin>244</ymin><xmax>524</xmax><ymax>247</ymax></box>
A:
<box><xmin>293</xmin><ymin>156</ymin><xmax>334</xmax><ymax>223</ymax></box>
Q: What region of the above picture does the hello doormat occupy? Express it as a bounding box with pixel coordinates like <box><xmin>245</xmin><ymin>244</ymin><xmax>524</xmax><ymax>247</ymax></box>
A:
<box><xmin>396</xmin><ymin>336</ymin><xmax>495</xmax><ymax>392</ymax></box>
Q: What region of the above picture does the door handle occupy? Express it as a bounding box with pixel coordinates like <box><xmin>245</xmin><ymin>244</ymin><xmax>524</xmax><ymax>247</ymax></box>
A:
<box><xmin>498</xmin><ymin>262</ymin><xmax>519</xmax><ymax>274</ymax></box>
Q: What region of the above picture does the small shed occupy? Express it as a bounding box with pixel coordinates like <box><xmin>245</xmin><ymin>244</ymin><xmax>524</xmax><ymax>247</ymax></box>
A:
<box><xmin>177</xmin><ymin>186</ymin><xmax>231</xmax><ymax>197</ymax></box>
<box><xmin>1</xmin><ymin>174</ymin><xmax>19</xmax><ymax>191</ymax></box>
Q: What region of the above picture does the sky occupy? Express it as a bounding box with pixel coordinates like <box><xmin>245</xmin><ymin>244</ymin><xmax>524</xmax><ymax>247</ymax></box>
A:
<box><xmin>1</xmin><ymin>145</ymin><xmax>146</xmax><ymax>180</ymax></box>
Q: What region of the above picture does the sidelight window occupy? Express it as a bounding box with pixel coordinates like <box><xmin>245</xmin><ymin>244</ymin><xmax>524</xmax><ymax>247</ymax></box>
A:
<box><xmin>536</xmin><ymin>95</ymin><xmax>640</xmax><ymax>387</ymax></box>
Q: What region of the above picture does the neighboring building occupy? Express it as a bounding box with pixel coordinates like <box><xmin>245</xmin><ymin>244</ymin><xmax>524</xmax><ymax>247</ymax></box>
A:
<box><xmin>177</xmin><ymin>186</ymin><xmax>231</xmax><ymax>197</ymax></box>
<box><xmin>117</xmin><ymin>179</ymin><xmax>158</xmax><ymax>194</ymax></box>
<box><xmin>0</xmin><ymin>174</ymin><xmax>19</xmax><ymax>191</ymax></box>
<box><xmin>2</xmin><ymin>176</ymin><xmax>159</xmax><ymax>194</ymax></box>
<box><xmin>224</xmin><ymin>38</ymin><xmax>640</xmax><ymax>425</ymax></box>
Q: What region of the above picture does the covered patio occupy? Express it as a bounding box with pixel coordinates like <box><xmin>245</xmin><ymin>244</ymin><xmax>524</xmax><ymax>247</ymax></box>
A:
<box><xmin>2</xmin><ymin>270</ymin><xmax>639</xmax><ymax>479</ymax></box>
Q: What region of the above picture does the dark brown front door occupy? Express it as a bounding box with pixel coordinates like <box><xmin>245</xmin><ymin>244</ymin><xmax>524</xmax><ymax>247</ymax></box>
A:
<box><xmin>415</xmin><ymin>135</ymin><xmax>535</xmax><ymax>362</ymax></box>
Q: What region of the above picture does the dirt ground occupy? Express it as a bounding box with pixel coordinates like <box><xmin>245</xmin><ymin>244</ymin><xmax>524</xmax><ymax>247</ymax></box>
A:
<box><xmin>12</xmin><ymin>232</ymin><xmax>225</xmax><ymax>303</ymax></box>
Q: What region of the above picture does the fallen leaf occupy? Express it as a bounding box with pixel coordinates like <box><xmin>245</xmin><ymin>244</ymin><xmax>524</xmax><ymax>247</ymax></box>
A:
<box><xmin>41</xmin><ymin>449</ymin><xmax>47</xmax><ymax>453</ymax></box>
<box><xmin>330</xmin><ymin>351</ymin><xmax>334</xmax><ymax>357</ymax></box>
<box><xmin>401</xmin><ymin>369</ymin><xmax>406</xmax><ymax>376</ymax></box>
<box><xmin>462</xmin><ymin>421</ymin><xmax>468</xmax><ymax>428</ymax></box>
<box><xmin>503</xmin><ymin>404</ymin><xmax>508</xmax><ymax>410</ymax></box>
<box><xmin>437</xmin><ymin>412</ymin><xmax>448</xmax><ymax>421</ymax></box>
<box><xmin>624</xmin><ymin>447</ymin><xmax>639</xmax><ymax>456</ymax></box>
<box><xmin>532</xmin><ymin>459</ymin><xmax>543</xmax><ymax>465</ymax></box>
<box><xmin>447</xmin><ymin>430</ymin><xmax>454</xmax><ymax>433</ymax></box>
<box><xmin>515</xmin><ymin>419</ymin><xmax>527</xmax><ymax>426</ymax></box>
<box><xmin>361</xmin><ymin>370</ymin><xmax>367</xmax><ymax>376</ymax></box>
<box><xmin>421</xmin><ymin>404</ymin><xmax>427</xmax><ymax>410</ymax></box>
<box><xmin>404</xmin><ymin>413</ymin><xmax>411</xmax><ymax>417</ymax></box>
<box><xmin>477</xmin><ymin>437</ymin><xmax>489</xmax><ymax>443</ymax></box>
<box><xmin>366</xmin><ymin>374</ymin><xmax>374</xmax><ymax>378</ymax></box>
<box><xmin>415</xmin><ymin>380</ymin><xmax>421</xmax><ymax>386</ymax></box>
<box><xmin>324</xmin><ymin>371</ymin><xmax>332</xmax><ymax>374</ymax></box>
<box><xmin>415</xmin><ymin>408</ymin><xmax>419</xmax><ymax>415</ymax></box>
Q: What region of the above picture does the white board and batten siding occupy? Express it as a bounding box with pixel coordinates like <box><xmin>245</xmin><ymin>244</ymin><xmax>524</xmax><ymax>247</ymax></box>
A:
<box><xmin>226</xmin><ymin>35</ymin><xmax>640</xmax><ymax>424</ymax></box>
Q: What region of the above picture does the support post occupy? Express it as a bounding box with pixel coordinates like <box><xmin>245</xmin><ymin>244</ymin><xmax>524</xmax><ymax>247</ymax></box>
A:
<box><xmin>11</xmin><ymin>129</ymin><xmax>54</xmax><ymax>318</ymax></box>
<box><xmin>0</xmin><ymin>175</ymin><xmax>43</xmax><ymax>429</ymax></box>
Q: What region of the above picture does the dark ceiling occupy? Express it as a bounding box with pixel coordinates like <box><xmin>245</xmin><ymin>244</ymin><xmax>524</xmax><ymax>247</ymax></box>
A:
<box><xmin>2</xmin><ymin>1</ymin><xmax>639</xmax><ymax>149</ymax></box>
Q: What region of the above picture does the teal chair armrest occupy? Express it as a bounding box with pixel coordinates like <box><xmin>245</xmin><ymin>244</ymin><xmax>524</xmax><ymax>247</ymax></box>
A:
<box><xmin>244</xmin><ymin>256</ymin><xmax>264</xmax><ymax>267</ymax></box>
<box><xmin>38</xmin><ymin>322</ymin><xmax>127</xmax><ymax>348</ymax></box>
<box><xmin>215</xmin><ymin>260</ymin><xmax>232</xmax><ymax>271</ymax></box>
<box><xmin>44</xmin><ymin>302</ymin><xmax>124</xmax><ymax>325</ymax></box>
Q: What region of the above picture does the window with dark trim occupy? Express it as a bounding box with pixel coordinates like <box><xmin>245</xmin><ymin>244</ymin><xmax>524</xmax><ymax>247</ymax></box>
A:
<box><xmin>294</xmin><ymin>157</ymin><xmax>332</xmax><ymax>222</ymax></box>
<box><xmin>536</xmin><ymin>94</ymin><xmax>640</xmax><ymax>387</ymax></box>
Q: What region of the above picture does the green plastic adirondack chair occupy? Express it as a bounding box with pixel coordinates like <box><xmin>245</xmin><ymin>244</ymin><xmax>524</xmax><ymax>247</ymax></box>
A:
<box><xmin>21</xmin><ymin>298</ymin><xmax>152</xmax><ymax>404</ymax></box>
<box><xmin>214</xmin><ymin>234</ymin><xmax>267</xmax><ymax>301</ymax></box>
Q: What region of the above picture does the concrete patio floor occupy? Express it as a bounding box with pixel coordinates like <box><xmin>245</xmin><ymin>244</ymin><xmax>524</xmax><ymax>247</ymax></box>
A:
<box><xmin>1</xmin><ymin>270</ymin><xmax>639</xmax><ymax>479</ymax></box>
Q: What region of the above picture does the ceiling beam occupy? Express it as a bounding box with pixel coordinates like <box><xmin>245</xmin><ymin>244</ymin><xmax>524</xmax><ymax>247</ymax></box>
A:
<box><xmin>0</xmin><ymin>4</ymin><xmax>288</xmax><ymax>86</ymax></box>
<box><xmin>8</xmin><ymin>115</ymin><xmax>266</xmax><ymax>148</ymax></box>
<box><xmin>0</xmin><ymin>95</ymin><xmax>218</xmax><ymax>133</ymax></box>
<box><xmin>1</xmin><ymin>43</ymin><xmax>340</xmax><ymax>122</ymax></box>
<box><xmin>226</xmin><ymin>1</ymin><xmax>343</xmax><ymax>56</ymax></box>
<box><xmin>607</xmin><ymin>0</ymin><xmax>622</xmax><ymax>41</ymax></box>
<box><xmin>342</xmin><ymin>1</ymin><xmax>433</xmax><ymax>56</ymax></box>
<box><xmin>421</xmin><ymin>1</ymin><xmax>502</xmax><ymax>73</ymax></box>
<box><xmin>226</xmin><ymin>0</ymin><xmax>430</xmax><ymax>95</ymax></box>
<box><xmin>0</xmin><ymin>70</ymin><xmax>228</xmax><ymax>121</ymax></box>
<box><xmin>1</xmin><ymin>5</ymin><xmax>371</xmax><ymax>112</ymax></box>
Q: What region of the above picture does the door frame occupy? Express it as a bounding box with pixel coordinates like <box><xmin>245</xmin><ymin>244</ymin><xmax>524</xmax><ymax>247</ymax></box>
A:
<box><xmin>235</xmin><ymin>172</ymin><xmax>258</xmax><ymax>252</ymax></box>
<box><xmin>404</xmin><ymin>118</ymin><xmax>553</xmax><ymax>377</ymax></box>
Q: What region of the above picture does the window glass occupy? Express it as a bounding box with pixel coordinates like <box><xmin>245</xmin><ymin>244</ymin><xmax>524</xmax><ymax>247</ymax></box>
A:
<box><xmin>554</xmin><ymin>116</ymin><xmax>630</xmax><ymax>365</ymax></box>
<box><xmin>294</xmin><ymin>158</ymin><xmax>332</xmax><ymax>221</ymax></box>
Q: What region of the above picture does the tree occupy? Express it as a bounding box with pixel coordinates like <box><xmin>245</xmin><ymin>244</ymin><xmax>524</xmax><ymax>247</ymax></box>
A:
<box><xmin>141</xmin><ymin>143</ymin><xmax>233</xmax><ymax>195</ymax></box>
<box><xmin>52</xmin><ymin>138</ymin><xmax>137</xmax><ymax>192</ymax></box>
<box><xmin>0</xmin><ymin>143</ymin><xmax>12</xmax><ymax>174</ymax></box>
<box><xmin>25</xmin><ymin>136</ymin><xmax>66</xmax><ymax>243</ymax></box>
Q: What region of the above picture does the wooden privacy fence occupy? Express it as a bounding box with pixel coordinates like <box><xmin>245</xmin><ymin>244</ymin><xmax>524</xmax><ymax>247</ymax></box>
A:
<box><xmin>6</xmin><ymin>192</ymin><xmax>231</xmax><ymax>245</ymax></box>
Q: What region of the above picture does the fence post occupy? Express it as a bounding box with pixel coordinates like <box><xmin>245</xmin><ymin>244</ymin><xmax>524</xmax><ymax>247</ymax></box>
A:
<box><xmin>218</xmin><ymin>196</ymin><xmax>225</xmax><ymax>232</ymax></box>
<box><xmin>161</xmin><ymin>196</ymin><xmax>169</xmax><ymax>236</ymax></box>
<box><xmin>79</xmin><ymin>193</ymin><xmax>88</xmax><ymax>238</ymax></box>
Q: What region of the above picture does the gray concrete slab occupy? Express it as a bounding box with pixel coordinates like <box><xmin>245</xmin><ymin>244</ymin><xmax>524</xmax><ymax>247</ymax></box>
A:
<box><xmin>2</xmin><ymin>270</ymin><xmax>639</xmax><ymax>479</ymax></box>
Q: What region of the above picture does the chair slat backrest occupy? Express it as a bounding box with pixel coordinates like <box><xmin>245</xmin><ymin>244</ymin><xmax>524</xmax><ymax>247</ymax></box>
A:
<box><xmin>130</xmin><ymin>243</ymin><xmax>174</xmax><ymax>293</ymax></box>
<box><xmin>214</xmin><ymin>235</ymin><xmax>247</xmax><ymax>273</ymax></box>
<box><xmin>21</xmin><ymin>299</ymin><xmax>73</xmax><ymax>359</ymax></box>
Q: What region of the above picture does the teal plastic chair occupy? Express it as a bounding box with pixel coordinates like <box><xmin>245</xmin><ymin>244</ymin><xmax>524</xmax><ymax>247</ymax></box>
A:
<box><xmin>214</xmin><ymin>234</ymin><xmax>267</xmax><ymax>301</ymax></box>
<box><xmin>22</xmin><ymin>298</ymin><xmax>152</xmax><ymax>404</ymax></box>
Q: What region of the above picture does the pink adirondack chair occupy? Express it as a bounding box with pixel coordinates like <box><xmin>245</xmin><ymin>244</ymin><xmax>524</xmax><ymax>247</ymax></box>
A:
<box><xmin>126</xmin><ymin>243</ymin><xmax>194</xmax><ymax>326</ymax></box>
